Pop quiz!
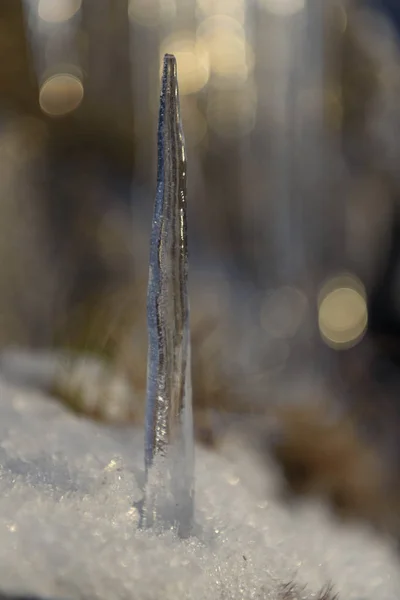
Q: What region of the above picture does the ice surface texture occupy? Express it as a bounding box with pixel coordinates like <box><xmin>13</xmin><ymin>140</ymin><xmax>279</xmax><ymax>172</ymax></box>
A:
<box><xmin>0</xmin><ymin>375</ymin><xmax>397</xmax><ymax>599</ymax></box>
<box><xmin>143</xmin><ymin>54</ymin><xmax>194</xmax><ymax>538</ymax></box>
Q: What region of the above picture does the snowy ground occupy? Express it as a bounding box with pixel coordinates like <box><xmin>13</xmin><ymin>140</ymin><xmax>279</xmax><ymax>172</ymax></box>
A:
<box><xmin>0</xmin><ymin>376</ymin><xmax>397</xmax><ymax>599</ymax></box>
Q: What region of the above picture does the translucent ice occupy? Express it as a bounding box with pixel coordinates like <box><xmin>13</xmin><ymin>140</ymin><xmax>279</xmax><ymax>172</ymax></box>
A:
<box><xmin>143</xmin><ymin>54</ymin><xmax>194</xmax><ymax>538</ymax></box>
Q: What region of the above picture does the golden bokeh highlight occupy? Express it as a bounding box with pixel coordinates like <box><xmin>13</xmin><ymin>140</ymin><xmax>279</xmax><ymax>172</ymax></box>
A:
<box><xmin>197</xmin><ymin>16</ymin><xmax>254</xmax><ymax>87</ymax></box>
<box><xmin>160</xmin><ymin>34</ymin><xmax>210</xmax><ymax>95</ymax></box>
<box><xmin>39</xmin><ymin>73</ymin><xmax>84</xmax><ymax>117</ymax></box>
<box><xmin>318</xmin><ymin>274</ymin><xmax>368</xmax><ymax>349</ymax></box>
<box><xmin>38</xmin><ymin>0</ymin><xmax>82</xmax><ymax>23</ymax></box>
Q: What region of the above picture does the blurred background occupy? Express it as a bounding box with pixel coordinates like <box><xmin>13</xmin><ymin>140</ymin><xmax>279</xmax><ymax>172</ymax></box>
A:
<box><xmin>2</xmin><ymin>0</ymin><xmax>400</xmax><ymax>530</ymax></box>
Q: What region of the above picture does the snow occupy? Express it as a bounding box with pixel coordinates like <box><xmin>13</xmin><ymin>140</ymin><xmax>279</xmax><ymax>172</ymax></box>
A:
<box><xmin>0</xmin><ymin>373</ymin><xmax>397</xmax><ymax>599</ymax></box>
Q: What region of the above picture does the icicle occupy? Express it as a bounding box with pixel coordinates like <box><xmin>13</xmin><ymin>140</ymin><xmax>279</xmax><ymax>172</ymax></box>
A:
<box><xmin>141</xmin><ymin>54</ymin><xmax>194</xmax><ymax>538</ymax></box>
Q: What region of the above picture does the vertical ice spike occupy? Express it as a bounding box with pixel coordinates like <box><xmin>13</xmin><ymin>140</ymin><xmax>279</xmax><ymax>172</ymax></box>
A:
<box><xmin>141</xmin><ymin>54</ymin><xmax>194</xmax><ymax>538</ymax></box>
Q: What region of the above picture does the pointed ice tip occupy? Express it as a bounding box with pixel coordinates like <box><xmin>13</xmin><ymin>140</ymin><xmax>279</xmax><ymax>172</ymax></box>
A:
<box><xmin>163</xmin><ymin>53</ymin><xmax>177</xmax><ymax>69</ymax></box>
<box><xmin>164</xmin><ymin>52</ymin><xmax>176</xmax><ymax>62</ymax></box>
<box><xmin>161</xmin><ymin>53</ymin><xmax>178</xmax><ymax>101</ymax></box>
<box><xmin>156</xmin><ymin>51</ymin><xmax>184</xmax><ymax>192</ymax></box>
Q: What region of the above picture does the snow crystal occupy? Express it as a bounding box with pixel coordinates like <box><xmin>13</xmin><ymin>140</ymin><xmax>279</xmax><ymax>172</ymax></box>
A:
<box><xmin>0</xmin><ymin>376</ymin><xmax>396</xmax><ymax>599</ymax></box>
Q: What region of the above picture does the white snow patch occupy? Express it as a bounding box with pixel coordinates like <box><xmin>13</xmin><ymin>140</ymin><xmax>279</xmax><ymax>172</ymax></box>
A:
<box><xmin>0</xmin><ymin>377</ymin><xmax>396</xmax><ymax>599</ymax></box>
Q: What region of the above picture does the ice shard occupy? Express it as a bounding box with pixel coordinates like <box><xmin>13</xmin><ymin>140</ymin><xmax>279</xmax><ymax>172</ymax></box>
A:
<box><xmin>141</xmin><ymin>54</ymin><xmax>194</xmax><ymax>538</ymax></box>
